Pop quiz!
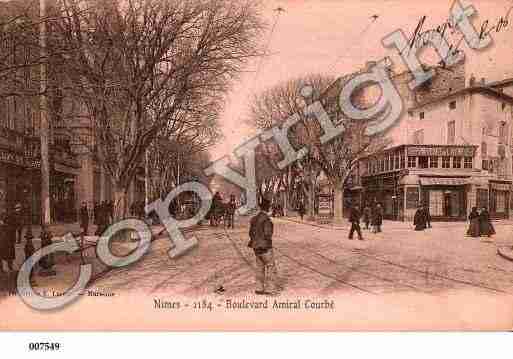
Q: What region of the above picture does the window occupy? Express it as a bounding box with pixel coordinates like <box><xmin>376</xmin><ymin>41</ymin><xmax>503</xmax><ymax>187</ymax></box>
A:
<box><xmin>482</xmin><ymin>159</ymin><xmax>489</xmax><ymax>170</ymax></box>
<box><xmin>499</xmin><ymin>123</ymin><xmax>506</xmax><ymax>144</ymax></box>
<box><xmin>453</xmin><ymin>156</ymin><xmax>462</xmax><ymax>168</ymax></box>
<box><xmin>400</xmin><ymin>154</ymin><xmax>405</xmax><ymax>169</ymax></box>
<box><xmin>395</xmin><ymin>155</ymin><xmax>400</xmax><ymax>170</ymax></box>
<box><xmin>429</xmin><ymin>156</ymin><xmax>438</xmax><ymax>168</ymax></box>
<box><xmin>481</xmin><ymin>142</ymin><xmax>487</xmax><ymax>157</ymax></box>
<box><xmin>419</xmin><ymin>156</ymin><xmax>429</xmax><ymax>168</ymax></box>
<box><xmin>6</xmin><ymin>96</ymin><xmax>14</xmax><ymax>130</ymax></box>
<box><xmin>408</xmin><ymin>156</ymin><xmax>416</xmax><ymax>168</ymax></box>
<box><xmin>419</xmin><ymin>112</ymin><xmax>425</xmax><ymax>120</ymax></box>
<box><xmin>439</xmin><ymin>156</ymin><xmax>449</xmax><ymax>168</ymax></box>
<box><xmin>449</xmin><ymin>101</ymin><xmax>456</xmax><ymax>110</ymax></box>
<box><xmin>502</xmin><ymin>103</ymin><xmax>507</xmax><ymax>111</ymax></box>
<box><xmin>447</xmin><ymin>120</ymin><xmax>455</xmax><ymax>144</ymax></box>
<box><xmin>385</xmin><ymin>156</ymin><xmax>389</xmax><ymax>171</ymax></box>
<box><xmin>464</xmin><ymin>157</ymin><xmax>473</xmax><ymax>169</ymax></box>
<box><xmin>413</xmin><ymin>130</ymin><xmax>424</xmax><ymax>144</ymax></box>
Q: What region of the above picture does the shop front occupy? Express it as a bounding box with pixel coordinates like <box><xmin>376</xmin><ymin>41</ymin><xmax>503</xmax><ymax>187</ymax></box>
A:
<box><xmin>419</xmin><ymin>177</ymin><xmax>468</xmax><ymax>221</ymax></box>
<box><xmin>489</xmin><ymin>181</ymin><xmax>511</xmax><ymax>219</ymax></box>
<box><xmin>361</xmin><ymin>172</ymin><xmax>404</xmax><ymax>220</ymax></box>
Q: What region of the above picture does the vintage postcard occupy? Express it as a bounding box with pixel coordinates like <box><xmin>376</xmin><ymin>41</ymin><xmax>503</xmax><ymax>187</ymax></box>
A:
<box><xmin>1</xmin><ymin>0</ymin><xmax>513</xmax><ymax>332</ymax></box>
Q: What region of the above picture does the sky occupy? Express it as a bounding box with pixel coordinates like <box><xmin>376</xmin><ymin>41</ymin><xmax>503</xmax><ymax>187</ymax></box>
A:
<box><xmin>210</xmin><ymin>0</ymin><xmax>513</xmax><ymax>159</ymax></box>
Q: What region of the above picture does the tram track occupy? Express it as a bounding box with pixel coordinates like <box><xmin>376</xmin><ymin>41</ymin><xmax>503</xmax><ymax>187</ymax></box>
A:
<box><xmin>274</xmin><ymin>222</ymin><xmax>508</xmax><ymax>295</ymax></box>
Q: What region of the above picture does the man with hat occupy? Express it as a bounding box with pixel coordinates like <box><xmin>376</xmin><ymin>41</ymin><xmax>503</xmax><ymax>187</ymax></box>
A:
<box><xmin>248</xmin><ymin>198</ymin><xmax>279</xmax><ymax>295</ymax></box>
<box><xmin>13</xmin><ymin>203</ymin><xmax>24</xmax><ymax>244</ymax></box>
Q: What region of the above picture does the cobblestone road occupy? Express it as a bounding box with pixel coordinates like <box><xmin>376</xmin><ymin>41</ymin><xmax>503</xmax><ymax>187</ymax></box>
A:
<box><xmin>92</xmin><ymin>217</ymin><xmax>513</xmax><ymax>297</ymax></box>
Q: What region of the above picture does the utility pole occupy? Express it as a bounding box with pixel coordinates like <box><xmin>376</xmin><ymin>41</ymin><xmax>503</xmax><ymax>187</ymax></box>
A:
<box><xmin>144</xmin><ymin>149</ymin><xmax>149</xmax><ymax>208</ymax></box>
<box><xmin>40</xmin><ymin>0</ymin><xmax>51</xmax><ymax>225</ymax></box>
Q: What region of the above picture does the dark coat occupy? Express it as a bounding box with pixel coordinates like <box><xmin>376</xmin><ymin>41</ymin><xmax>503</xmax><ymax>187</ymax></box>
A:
<box><xmin>1</xmin><ymin>211</ymin><xmax>19</xmax><ymax>260</ymax></box>
<box><xmin>349</xmin><ymin>208</ymin><xmax>361</xmax><ymax>224</ymax></box>
<box><xmin>248</xmin><ymin>211</ymin><xmax>273</xmax><ymax>253</ymax></box>
<box><xmin>467</xmin><ymin>210</ymin><xmax>480</xmax><ymax>237</ymax></box>
<box><xmin>479</xmin><ymin>210</ymin><xmax>495</xmax><ymax>236</ymax></box>
<box><xmin>362</xmin><ymin>207</ymin><xmax>371</xmax><ymax>223</ymax></box>
<box><xmin>413</xmin><ymin>208</ymin><xmax>427</xmax><ymax>231</ymax></box>
<box><xmin>371</xmin><ymin>206</ymin><xmax>383</xmax><ymax>226</ymax></box>
<box><xmin>79</xmin><ymin>206</ymin><xmax>89</xmax><ymax>227</ymax></box>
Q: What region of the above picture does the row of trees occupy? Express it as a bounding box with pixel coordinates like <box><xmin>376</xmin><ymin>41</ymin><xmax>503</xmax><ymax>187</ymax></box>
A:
<box><xmin>0</xmin><ymin>0</ymin><xmax>265</xmax><ymax>221</ymax></box>
<box><xmin>248</xmin><ymin>73</ymin><xmax>388</xmax><ymax>223</ymax></box>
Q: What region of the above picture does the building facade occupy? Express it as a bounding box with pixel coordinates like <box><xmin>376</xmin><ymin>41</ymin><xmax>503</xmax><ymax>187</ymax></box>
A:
<box><xmin>345</xmin><ymin>59</ymin><xmax>513</xmax><ymax>221</ymax></box>
<box><xmin>0</xmin><ymin>0</ymin><xmax>145</xmax><ymax>223</ymax></box>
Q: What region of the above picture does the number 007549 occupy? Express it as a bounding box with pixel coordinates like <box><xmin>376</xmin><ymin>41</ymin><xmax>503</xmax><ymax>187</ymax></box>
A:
<box><xmin>28</xmin><ymin>342</ymin><xmax>61</xmax><ymax>351</ymax></box>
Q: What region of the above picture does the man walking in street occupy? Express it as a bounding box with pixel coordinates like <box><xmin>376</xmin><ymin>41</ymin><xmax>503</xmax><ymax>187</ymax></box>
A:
<box><xmin>248</xmin><ymin>198</ymin><xmax>279</xmax><ymax>295</ymax></box>
<box><xmin>348</xmin><ymin>205</ymin><xmax>364</xmax><ymax>240</ymax></box>
<box><xmin>372</xmin><ymin>203</ymin><xmax>383</xmax><ymax>234</ymax></box>
<box><xmin>79</xmin><ymin>201</ymin><xmax>89</xmax><ymax>236</ymax></box>
<box><xmin>362</xmin><ymin>204</ymin><xmax>371</xmax><ymax>230</ymax></box>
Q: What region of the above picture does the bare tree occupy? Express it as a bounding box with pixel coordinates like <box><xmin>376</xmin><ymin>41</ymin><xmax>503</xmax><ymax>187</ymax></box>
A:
<box><xmin>249</xmin><ymin>72</ymin><xmax>388</xmax><ymax>223</ymax></box>
<box><xmin>50</xmin><ymin>0</ymin><xmax>264</xmax><ymax>218</ymax></box>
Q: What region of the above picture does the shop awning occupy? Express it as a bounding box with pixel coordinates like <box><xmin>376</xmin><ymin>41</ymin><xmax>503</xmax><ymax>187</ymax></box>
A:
<box><xmin>419</xmin><ymin>177</ymin><xmax>468</xmax><ymax>186</ymax></box>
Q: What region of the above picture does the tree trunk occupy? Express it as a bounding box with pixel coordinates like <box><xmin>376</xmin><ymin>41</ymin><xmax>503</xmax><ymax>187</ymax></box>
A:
<box><xmin>333</xmin><ymin>183</ymin><xmax>344</xmax><ymax>224</ymax></box>
<box><xmin>307</xmin><ymin>176</ymin><xmax>316</xmax><ymax>221</ymax></box>
<box><xmin>113</xmin><ymin>187</ymin><xmax>128</xmax><ymax>221</ymax></box>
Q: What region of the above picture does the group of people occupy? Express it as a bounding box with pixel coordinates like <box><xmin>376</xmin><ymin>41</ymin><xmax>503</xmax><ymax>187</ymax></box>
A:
<box><xmin>208</xmin><ymin>192</ymin><xmax>237</xmax><ymax>229</ymax></box>
<box><xmin>467</xmin><ymin>206</ymin><xmax>495</xmax><ymax>238</ymax></box>
<box><xmin>0</xmin><ymin>203</ymin><xmax>55</xmax><ymax>285</ymax></box>
<box><xmin>129</xmin><ymin>201</ymin><xmax>145</xmax><ymax>219</ymax></box>
<box><xmin>348</xmin><ymin>203</ymin><xmax>384</xmax><ymax>240</ymax></box>
<box><xmin>79</xmin><ymin>200</ymin><xmax>114</xmax><ymax>236</ymax></box>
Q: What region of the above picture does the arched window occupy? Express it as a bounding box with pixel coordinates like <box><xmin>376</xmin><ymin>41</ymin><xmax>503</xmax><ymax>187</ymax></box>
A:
<box><xmin>481</xmin><ymin>142</ymin><xmax>487</xmax><ymax>157</ymax></box>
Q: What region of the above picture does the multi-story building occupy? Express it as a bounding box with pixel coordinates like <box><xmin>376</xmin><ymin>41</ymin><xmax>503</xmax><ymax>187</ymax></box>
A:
<box><xmin>0</xmin><ymin>0</ymin><xmax>144</xmax><ymax>223</ymax></box>
<box><xmin>342</xmin><ymin>59</ymin><xmax>513</xmax><ymax>221</ymax></box>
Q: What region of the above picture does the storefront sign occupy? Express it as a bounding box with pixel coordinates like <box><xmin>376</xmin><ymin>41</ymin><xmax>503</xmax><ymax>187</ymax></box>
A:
<box><xmin>318</xmin><ymin>194</ymin><xmax>332</xmax><ymax>216</ymax></box>
<box><xmin>407</xmin><ymin>146</ymin><xmax>475</xmax><ymax>157</ymax></box>
<box><xmin>406</xmin><ymin>187</ymin><xmax>419</xmax><ymax>209</ymax></box>
<box><xmin>0</xmin><ymin>149</ymin><xmax>25</xmax><ymax>166</ymax></box>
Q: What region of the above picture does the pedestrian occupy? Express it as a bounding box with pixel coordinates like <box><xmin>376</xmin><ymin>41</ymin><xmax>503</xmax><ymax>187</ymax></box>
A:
<box><xmin>79</xmin><ymin>201</ymin><xmax>89</xmax><ymax>236</ymax></box>
<box><xmin>467</xmin><ymin>206</ymin><xmax>480</xmax><ymax>238</ymax></box>
<box><xmin>372</xmin><ymin>203</ymin><xmax>383</xmax><ymax>233</ymax></box>
<box><xmin>348</xmin><ymin>205</ymin><xmax>364</xmax><ymax>240</ymax></box>
<box><xmin>362</xmin><ymin>204</ymin><xmax>371</xmax><ymax>230</ymax></box>
<box><xmin>479</xmin><ymin>207</ymin><xmax>495</xmax><ymax>237</ymax></box>
<box><xmin>413</xmin><ymin>205</ymin><xmax>427</xmax><ymax>231</ymax></box>
<box><xmin>0</xmin><ymin>209</ymin><xmax>16</xmax><ymax>273</ymax></box>
<box><xmin>39</xmin><ymin>225</ymin><xmax>56</xmax><ymax>276</ymax></box>
<box><xmin>13</xmin><ymin>203</ymin><xmax>24</xmax><ymax>244</ymax></box>
<box><xmin>24</xmin><ymin>234</ymin><xmax>37</xmax><ymax>287</ymax></box>
<box><xmin>95</xmin><ymin>202</ymin><xmax>107</xmax><ymax>236</ymax></box>
<box><xmin>226</xmin><ymin>194</ymin><xmax>236</xmax><ymax>229</ymax></box>
<box><xmin>298</xmin><ymin>199</ymin><xmax>305</xmax><ymax>221</ymax></box>
<box><xmin>248</xmin><ymin>198</ymin><xmax>279</xmax><ymax>295</ymax></box>
<box><xmin>425</xmin><ymin>206</ymin><xmax>432</xmax><ymax>228</ymax></box>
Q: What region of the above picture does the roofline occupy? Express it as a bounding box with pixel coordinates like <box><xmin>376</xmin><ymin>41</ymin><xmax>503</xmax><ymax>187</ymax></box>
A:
<box><xmin>408</xmin><ymin>86</ymin><xmax>513</xmax><ymax>111</ymax></box>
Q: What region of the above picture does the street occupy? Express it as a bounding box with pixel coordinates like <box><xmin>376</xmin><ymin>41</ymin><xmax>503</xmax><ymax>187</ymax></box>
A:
<box><xmin>92</xmin><ymin>216</ymin><xmax>513</xmax><ymax>296</ymax></box>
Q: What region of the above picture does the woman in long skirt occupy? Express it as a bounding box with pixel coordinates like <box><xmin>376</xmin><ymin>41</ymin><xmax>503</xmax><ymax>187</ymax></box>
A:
<box><xmin>467</xmin><ymin>207</ymin><xmax>480</xmax><ymax>237</ymax></box>
<box><xmin>1</xmin><ymin>209</ymin><xmax>17</xmax><ymax>272</ymax></box>
<box><xmin>479</xmin><ymin>207</ymin><xmax>495</xmax><ymax>237</ymax></box>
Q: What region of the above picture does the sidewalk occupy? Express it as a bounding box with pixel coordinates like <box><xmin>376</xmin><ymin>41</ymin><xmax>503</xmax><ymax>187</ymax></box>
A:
<box><xmin>0</xmin><ymin>223</ymin><xmax>168</xmax><ymax>294</ymax></box>
<box><xmin>276</xmin><ymin>215</ymin><xmax>513</xmax><ymax>231</ymax></box>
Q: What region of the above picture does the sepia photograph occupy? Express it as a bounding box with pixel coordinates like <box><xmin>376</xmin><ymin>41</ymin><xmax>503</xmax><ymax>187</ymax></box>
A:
<box><xmin>0</xmin><ymin>0</ymin><xmax>513</xmax><ymax>340</ymax></box>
